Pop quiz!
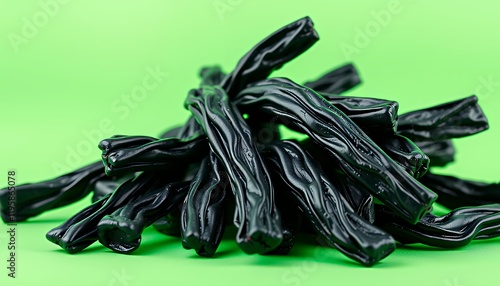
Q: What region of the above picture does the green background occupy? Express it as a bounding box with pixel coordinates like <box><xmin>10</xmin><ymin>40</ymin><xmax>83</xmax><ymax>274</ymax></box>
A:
<box><xmin>1</xmin><ymin>0</ymin><xmax>499</xmax><ymax>285</ymax></box>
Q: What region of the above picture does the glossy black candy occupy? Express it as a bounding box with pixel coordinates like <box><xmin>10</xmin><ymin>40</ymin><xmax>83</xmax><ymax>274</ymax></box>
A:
<box><xmin>262</xmin><ymin>140</ymin><xmax>395</xmax><ymax>266</ymax></box>
<box><xmin>374</xmin><ymin>204</ymin><xmax>500</xmax><ymax>248</ymax></box>
<box><xmin>97</xmin><ymin>180</ymin><xmax>190</xmax><ymax>253</ymax></box>
<box><xmin>0</xmin><ymin>161</ymin><xmax>105</xmax><ymax>222</ymax></box>
<box><xmin>320</xmin><ymin>94</ymin><xmax>399</xmax><ymax>135</ymax></box>
<box><xmin>100</xmin><ymin>135</ymin><xmax>208</xmax><ymax>176</ymax></box>
<box><xmin>221</xmin><ymin>16</ymin><xmax>319</xmax><ymax>97</ymax></box>
<box><xmin>304</xmin><ymin>63</ymin><xmax>361</xmax><ymax>94</ymax></box>
<box><xmin>236</xmin><ymin>78</ymin><xmax>437</xmax><ymax>224</ymax></box>
<box><xmin>397</xmin><ymin>95</ymin><xmax>489</xmax><ymax>141</ymax></box>
<box><xmin>415</xmin><ymin>140</ymin><xmax>455</xmax><ymax>167</ymax></box>
<box><xmin>372</xmin><ymin>134</ymin><xmax>429</xmax><ymax>179</ymax></box>
<box><xmin>419</xmin><ymin>172</ymin><xmax>500</xmax><ymax>210</ymax></box>
<box><xmin>46</xmin><ymin>172</ymin><xmax>161</xmax><ymax>253</ymax></box>
<box><xmin>301</xmin><ymin>139</ymin><xmax>375</xmax><ymax>223</ymax></box>
<box><xmin>186</xmin><ymin>85</ymin><xmax>283</xmax><ymax>254</ymax></box>
<box><xmin>181</xmin><ymin>154</ymin><xmax>228</xmax><ymax>257</ymax></box>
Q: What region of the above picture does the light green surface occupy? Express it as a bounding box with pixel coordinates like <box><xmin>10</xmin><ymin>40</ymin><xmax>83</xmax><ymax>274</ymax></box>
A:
<box><xmin>1</xmin><ymin>1</ymin><xmax>500</xmax><ymax>285</ymax></box>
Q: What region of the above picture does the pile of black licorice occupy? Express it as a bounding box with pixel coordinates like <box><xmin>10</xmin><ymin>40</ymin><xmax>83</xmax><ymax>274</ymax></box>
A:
<box><xmin>1</xmin><ymin>16</ymin><xmax>500</xmax><ymax>267</ymax></box>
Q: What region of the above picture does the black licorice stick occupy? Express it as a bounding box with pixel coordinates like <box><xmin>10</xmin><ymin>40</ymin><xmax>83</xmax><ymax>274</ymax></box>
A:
<box><xmin>0</xmin><ymin>161</ymin><xmax>105</xmax><ymax>222</ymax></box>
<box><xmin>220</xmin><ymin>16</ymin><xmax>319</xmax><ymax>97</ymax></box>
<box><xmin>304</xmin><ymin>63</ymin><xmax>361</xmax><ymax>94</ymax></box>
<box><xmin>301</xmin><ymin>139</ymin><xmax>375</xmax><ymax>223</ymax></box>
<box><xmin>46</xmin><ymin>172</ymin><xmax>160</xmax><ymax>253</ymax></box>
<box><xmin>97</xmin><ymin>180</ymin><xmax>190</xmax><ymax>254</ymax></box>
<box><xmin>397</xmin><ymin>95</ymin><xmax>489</xmax><ymax>141</ymax></box>
<box><xmin>260</xmin><ymin>93</ymin><xmax>399</xmax><ymax>136</ymax></box>
<box><xmin>262</xmin><ymin>140</ymin><xmax>395</xmax><ymax>266</ymax></box>
<box><xmin>419</xmin><ymin>172</ymin><xmax>500</xmax><ymax>210</ymax></box>
<box><xmin>181</xmin><ymin>154</ymin><xmax>228</xmax><ymax>257</ymax></box>
<box><xmin>98</xmin><ymin>135</ymin><xmax>157</xmax><ymax>155</ymax></box>
<box><xmin>415</xmin><ymin>140</ymin><xmax>455</xmax><ymax>167</ymax></box>
<box><xmin>100</xmin><ymin>134</ymin><xmax>208</xmax><ymax>176</ymax></box>
<box><xmin>320</xmin><ymin>94</ymin><xmax>399</xmax><ymax>135</ymax></box>
<box><xmin>372</xmin><ymin>134</ymin><xmax>430</xmax><ymax>179</ymax></box>
<box><xmin>177</xmin><ymin>17</ymin><xmax>319</xmax><ymax>140</ymax></box>
<box><xmin>374</xmin><ymin>204</ymin><xmax>500</xmax><ymax>248</ymax></box>
<box><xmin>236</xmin><ymin>78</ymin><xmax>437</xmax><ymax>224</ymax></box>
<box><xmin>185</xmin><ymin>85</ymin><xmax>283</xmax><ymax>254</ymax></box>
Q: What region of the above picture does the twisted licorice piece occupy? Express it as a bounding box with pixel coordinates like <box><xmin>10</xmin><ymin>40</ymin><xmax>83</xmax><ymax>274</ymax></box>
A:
<box><xmin>304</xmin><ymin>63</ymin><xmax>361</xmax><ymax>94</ymax></box>
<box><xmin>0</xmin><ymin>161</ymin><xmax>105</xmax><ymax>222</ymax></box>
<box><xmin>181</xmin><ymin>154</ymin><xmax>228</xmax><ymax>257</ymax></box>
<box><xmin>262</xmin><ymin>140</ymin><xmax>395</xmax><ymax>266</ymax></box>
<box><xmin>397</xmin><ymin>95</ymin><xmax>489</xmax><ymax>141</ymax></box>
<box><xmin>415</xmin><ymin>140</ymin><xmax>455</xmax><ymax>167</ymax></box>
<box><xmin>321</xmin><ymin>94</ymin><xmax>399</xmax><ymax>135</ymax></box>
<box><xmin>220</xmin><ymin>16</ymin><xmax>319</xmax><ymax>97</ymax></box>
<box><xmin>301</xmin><ymin>138</ymin><xmax>375</xmax><ymax>223</ymax></box>
<box><xmin>46</xmin><ymin>171</ymin><xmax>162</xmax><ymax>253</ymax></box>
<box><xmin>185</xmin><ymin>85</ymin><xmax>283</xmax><ymax>254</ymax></box>
<box><xmin>99</xmin><ymin>133</ymin><xmax>208</xmax><ymax>176</ymax></box>
<box><xmin>98</xmin><ymin>135</ymin><xmax>157</xmax><ymax>154</ymax></box>
<box><xmin>374</xmin><ymin>204</ymin><xmax>500</xmax><ymax>248</ymax></box>
<box><xmin>372</xmin><ymin>134</ymin><xmax>430</xmax><ymax>179</ymax></box>
<box><xmin>97</xmin><ymin>179</ymin><xmax>190</xmax><ymax>253</ymax></box>
<box><xmin>236</xmin><ymin>78</ymin><xmax>437</xmax><ymax>224</ymax></box>
<box><xmin>176</xmin><ymin>17</ymin><xmax>319</xmax><ymax>140</ymax></box>
<box><xmin>419</xmin><ymin>172</ymin><xmax>500</xmax><ymax>210</ymax></box>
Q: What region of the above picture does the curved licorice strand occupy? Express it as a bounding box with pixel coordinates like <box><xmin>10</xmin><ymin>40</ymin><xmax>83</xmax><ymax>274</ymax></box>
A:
<box><xmin>372</xmin><ymin>134</ymin><xmax>430</xmax><ymax>179</ymax></box>
<box><xmin>181</xmin><ymin>154</ymin><xmax>228</xmax><ymax>257</ymax></box>
<box><xmin>415</xmin><ymin>140</ymin><xmax>455</xmax><ymax>167</ymax></box>
<box><xmin>185</xmin><ymin>85</ymin><xmax>283</xmax><ymax>254</ymax></box>
<box><xmin>397</xmin><ymin>95</ymin><xmax>489</xmax><ymax>141</ymax></box>
<box><xmin>262</xmin><ymin>140</ymin><xmax>395</xmax><ymax>266</ymax></box>
<box><xmin>97</xmin><ymin>179</ymin><xmax>190</xmax><ymax>253</ymax></box>
<box><xmin>45</xmin><ymin>172</ymin><xmax>162</xmax><ymax>253</ymax></box>
<box><xmin>236</xmin><ymin>78</ymin><xmax>437</xmax><ymax>224</ymax></box>
<box><xmin>304</xmin><ymin>63</ymin><xmax>361</xmax><ymax>94</ymax></box>
<box><xmin>98</xmin><ymin>135</ymin><xmax>157</xmax><ymax>154</ymax></box>
<box><xmin>321</xmin><ymin>94</ymin><xmax>399</xmax><ymax>135</ymax></box>
<box><xmin>374</xmin><ymin>204</ymin><xmax>500</xmax><ymax>248</ymax></box>
<box><xmin>419</xmin><ymin>172</ymin><xmax>500</xmax><ymax>210</ymax></box>
<box><xmin>221</xmin><ymin>16</ymin><xmax>319</xmax><ymax>97</ymax></box>
<box><xmin>177</xmin><ymin>17</ymin><xmax>319</xmax><ymax>140</ymax></box>
<box><xmin>301</xmin><ymin>138</ymin><xmax>375</xmax><ymax>223</ymax></box>
<box><xmin>101</xmin><ymin>135</ymin><xmax>208</xmax><ymax>176</ymax></box>
<box><xmin>0</xmin><ymin>161</ymin><xmax>105</xmax><ymax>222</ymax></box>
